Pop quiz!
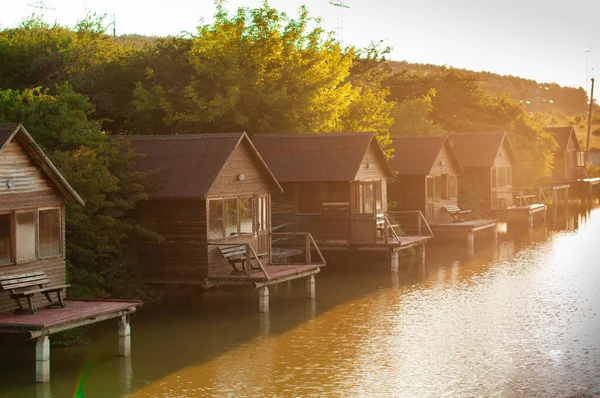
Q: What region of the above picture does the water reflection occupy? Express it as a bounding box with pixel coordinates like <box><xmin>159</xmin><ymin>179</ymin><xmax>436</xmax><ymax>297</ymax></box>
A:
<box><xmin>1</xmin><ymin>207</ymin><xmax>599</xmax><ymax>397</ymax></box>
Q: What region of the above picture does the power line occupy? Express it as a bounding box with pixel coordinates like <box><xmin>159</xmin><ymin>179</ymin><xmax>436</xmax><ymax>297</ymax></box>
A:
<box><xmin>26</xmin><ymin>1</ymin><xmax>55</xmax><ymax>19</ymax></box>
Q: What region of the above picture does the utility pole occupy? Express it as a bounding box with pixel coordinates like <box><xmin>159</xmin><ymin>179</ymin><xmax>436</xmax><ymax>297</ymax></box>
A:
<box><xmin>586</xmin><ymin>48</ymin><xmax>592</xmax><ymax>95</ymax></box>
<box><xmin>586</xmin><ymin>77</ymin><xmax>595</xmax><ymax>159</ymax></box>
<box><xmin>329</xmin><ymin>0</ymin><xmax>350</xmax><ymax>44</ymax></box>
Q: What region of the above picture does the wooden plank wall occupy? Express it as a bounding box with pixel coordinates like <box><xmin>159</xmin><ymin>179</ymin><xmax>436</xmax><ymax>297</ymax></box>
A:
<box><xmin>0</xmin><ymin>140</ymin><xmax>53</xmax><ymax>194</ymax></box>
<box><xmin>271</xmin><ymin>182</ymin><xmax>352</xmax><ymax>243</ymax></box>
<box><xmin>134</xmin><ymin>199</ymin><xmax>209</xmax><ymax>282</ymax></box>
<box><xmin>491</xmin><ymin>140</ymin><xmax>514</xmax><ymax>209</ymax></box>
<box><xmin>389</xmin><ymin>176</ymin><xmax>425</xmax><ymax>213</ymax></box>
<box><xmin>430</xmin><ymin>145</ymin><xmax>460</xmax><ymax>222</ymax></box>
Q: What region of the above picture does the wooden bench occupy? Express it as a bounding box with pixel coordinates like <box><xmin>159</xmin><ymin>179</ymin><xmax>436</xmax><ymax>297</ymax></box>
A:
<box><xmin>444</xmin><ymin>205</ymin><xmax>472</xmax><ymax>222</ymax></box>
<box><xmin>0</xmin><ymin>271</ymin><xmax>70</xmax><ymax>314</ymax></box>
<box><xmin>218</xmin><ymin>244</ymin><xmax>266</xmax><ymax>274</ymax></box>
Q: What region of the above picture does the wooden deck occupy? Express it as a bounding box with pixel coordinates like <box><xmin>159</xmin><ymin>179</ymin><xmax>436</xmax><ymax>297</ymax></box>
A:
<box><xmin>0</xmin><ymin>299</ymin><xmax>141</xmax><ymax>338</ymax></box>
<box><xmin>208</xmin><ymin>264</ymin><xmax>321</xmax><ymax>287</ymax></box>
<box><xmin>431</xmin><ymin>219</ymin><xmax>497</xmax><ymax>232</ymax></box>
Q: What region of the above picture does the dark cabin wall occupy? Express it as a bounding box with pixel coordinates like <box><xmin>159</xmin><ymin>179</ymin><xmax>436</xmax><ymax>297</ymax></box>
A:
<box><xmin>389</xmin><ymin>176</ymin><xmax>425</xmax><ymax>214</ymax></box>
<box><xmin>135</xmin><ymin>199</ymin><xmax>208</xmax><ymax>283</ymax></box>
<box><xmin>271</xmin><ymin>182</ymin><xmax>352</xmax><ymax>243</ymax></box>
<box><xmin>0</xmin><ymin>139</ymin><xmax>67</xmax><ymax>313</ymax></box>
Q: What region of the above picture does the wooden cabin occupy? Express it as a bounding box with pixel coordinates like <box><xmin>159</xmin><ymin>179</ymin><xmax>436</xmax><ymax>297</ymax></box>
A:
<box><xmin>253</xmin><ymin>133</ymin><xmax>433</xmax><ymax>270</ymax></box>
<box><xmin>125</xmin><ymin>133</ymin><xmax>323</xmax><ymax>311</ymax></box>
<box><xmin>388</xmin><ymin>135</ymin><xmax>462</xmax><ymax>224</ymax></box>
<box><xmin>545</xmin><ymin>126</ymin><xmax>587</xmax><ymax>182</ymax></box>
<box><xmin>450</xmin><ymin>132</ymin><xmax>516</xmax><ymax>211</ymax></box>
<box><xmin>0</xmin><ymin>124</ymin><xmax>141</xmax><ymax>383</ymax></box>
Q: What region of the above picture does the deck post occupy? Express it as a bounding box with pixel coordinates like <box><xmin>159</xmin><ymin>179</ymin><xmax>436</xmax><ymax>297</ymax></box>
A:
<box><xmin>259</xmin><ymin>286</ymin><xmax>269</xmax><ymax>313</ymax></box>
<box><xmin>390</xmin><ymin>250</ymin><xmax>399</xmax><ymax>272</ymax></box>
<box><xmin>118</xmin><ymin>315</ymin><xmax>131</xmax><ymax>357</ymax></box>
<box><xmin>565</xmin><ymin>187</ymin><xmax>569</xmax><ymax>205</ymax></box>
<box><xmin>467</xmin><ymin>230</ymin><xmax>475</xmax><ymax>250</ymax></box>
<box><xmin>528</xmin><ymin>212</ymin><xmax>534</xmax><ymax>228</ymax></box>
<box><xmin>552</xmin><ymin>189</ymin><xmax>558</xmax><ymax>206</ymax></box>
<box><xmin>417</xmin><ymin>244</ymin><xmax>426</xmax><ymax>264</ymax></box>
<box><xmin>35</xmin><ymin>335</ymin><xmax>50</xmax><ymax>383</ymax></box>
<box><xmin>305</xmin><ymin>275</ymin><xmax>315</xmax><ymax>299</ymax></box>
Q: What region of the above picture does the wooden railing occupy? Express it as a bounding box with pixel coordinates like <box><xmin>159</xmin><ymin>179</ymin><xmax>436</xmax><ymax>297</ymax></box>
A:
<box><xmin>208</xmin><ymin>242</ymin><xmax>270</xmax><ymax>280</ymax></box>
<box><xmin>271</xmin><ymin>232</ymin><xmax>326</xmax><ymax>265</ymax></box>
<box><xmin>384</xmin><ymin>211</ymin><xmax>433</xmax><ymax>239</ymax></box>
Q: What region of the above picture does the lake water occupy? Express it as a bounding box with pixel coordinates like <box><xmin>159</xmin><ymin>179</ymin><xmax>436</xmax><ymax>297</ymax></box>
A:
<box><xmin>1</xmin><ymin>205</ymin><xmax>599</xmax><ymax>397</ymax></box>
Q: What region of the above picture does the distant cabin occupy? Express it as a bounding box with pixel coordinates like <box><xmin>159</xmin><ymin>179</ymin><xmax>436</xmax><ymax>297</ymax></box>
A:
<box><xmin>545</xmin><ymin>126</ymin><xmax>586</xmax><ymax>182</ymax></box>
<box><xmin>0</xmin><ymin>124</ymin><xmax>83</xmax><ymax>313</ymax></box>
<box><xmin>451</xmin><ymin>132</ymin><xmax>516</xmax><ymax>210</ymax></box>
<box><xmin>388</xmin><ymin>135</ymin><xmax>462</xmax><ymax>224</ymax></box>
<box><xmin>123</xmin><ymin>132</ymin><xmax>287</xmax><ymax>285</ymax></box>
<box><xmin>253</xmin><ymin>133</ymin><xmax>395</xmax><ymax>246</ymax></box>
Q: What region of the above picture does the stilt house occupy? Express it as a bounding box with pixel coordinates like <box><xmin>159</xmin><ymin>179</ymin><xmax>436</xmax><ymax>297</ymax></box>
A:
<box><xmin>0</xmin><ymin>124</ymin><xmax>141</xmax><ymax>383</ymax></box>
<box><xmin>388</xmin><ymin>135</ymin><xmax>462</xmax><ymax>224</ymax></box>
<box><xmin>545</xmin><ymin>126</ymin><xmax>587</xmax><ymax>182</ymax></box>
<box><xmin>253</xmin><ymin>133</ymin><xmax>433</xmax><ymax>266</ymax></box>
<box><xmin>450</xmin><ymin>132</ymin><xmax>516</xmax><ymax>210</ymax></box>
<box><xmin>125</xmin><ymin>133</ymin><xmax>323</xmax><ymax>292</ymax></box>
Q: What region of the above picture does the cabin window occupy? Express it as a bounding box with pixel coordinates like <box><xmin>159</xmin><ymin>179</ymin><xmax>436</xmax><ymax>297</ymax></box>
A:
<box><xmin>577</xmin><ymin>152</ymin><xmax>585</xmax><ymax>167</ymax></box>
<box><xmin>0</xmin><ymin>214</ymin><xmax>12</xmax><ymax>265</ymax></box>
<box><xmin>491</xmin><ymin>167</ymin><xmax>497</xmax><ymax>189</ymax></box>
<box><xmin>224</xmin><ymin>198</ymin><xmax>238</xmax><ymax>237</ymax></box>
<box><xmin>38</xmin><ymin>208</ymin><xmax>61</xmax><ymax>258</ymax></box>
<box><xmin>296</xmin><ymin>183</ymin><xmax>321</xmax><ymax>214</ymax></box>
<box><xmin>16</xmin><ymin>212</ymin><xmax>36</xmax><ymax>263</ymax></box>
<box><xmin>376</xmin><ymin>180</ymin><xmax>383</xmax><ymax>211</ymax></box>
<box><xmin>239</xmin><ymin>196</ymin><xmax>253</xmax><ymax>234</ymax></box>
<box><xmin>364</xmin><ymin>184</ymin><xmax>374</xmax><ymax>214</ymax></box>
<box><xmin>353</xmin><ymin>182</ymin><xmax>378</xmax><ymax>214</ymax></box>
<box><xmin>434</xmin><ymin>176</ymin><xmax>442</xmax><ymax>200</ymax></box>
<box><xmin>448</xmin><ymin>175</ymin><xmax>457</xmax><ymax>199</ymax></box>
<box><xmin>258</xmin><ymin>196</ymin><xmax>268</xmax><ymax>231</ymax></box>
<box><xmin>506</xmin><ymin>166</ymin><xmax>512</xmax><ymax>186</ymax></box>
<box><xmin>441</xmin><ymin>174</ymin><xmax>449</xmax><ymax>200</ymax></box>
<box><xmin>208</xmin><ymin>200</ymin><xmax>224</xmax><ymax>239</ymax></box>
<box><xmin>426</xmin><ymin>177</ymin><xmax>434</xmax><ymax>201</ymax></box>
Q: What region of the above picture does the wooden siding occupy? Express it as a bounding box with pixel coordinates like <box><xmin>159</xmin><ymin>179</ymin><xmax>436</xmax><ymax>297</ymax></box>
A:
<box><xmin>134</xmin><ymin>199</ymin><xmax>209</xmax><ymax>282</ymax></box>
<box><xmin>490</xmin><ymin>140</ymin><xmax>514</xmax><ymax>209</ymax></box>
<box><xmin>0</xmin><ymin>140</ymin><xmax>54</xmax><ymax>194</ymax></box>
<box><xmin>271</xmin><ymin>182</ymin><xmax>351</xmax><ymax>243</ymax></box>
<box><xmin>389</xmin><ymin>176</ymin><xmax>425</xmax><ymax>213</ymax></box>
<box><xmin>553</xmin><ymin>134</ymin><xmax>580</xmax><ymax>182</ymax></box>
<box><xmin>207</xmin><ymin>140</ymin><xmax>272</xmax><ymax>198</ymax></box>
<box><xmin>355</xmin><ymin>142</ymin><xmax>388</xmax><ymax>184</ymax></box>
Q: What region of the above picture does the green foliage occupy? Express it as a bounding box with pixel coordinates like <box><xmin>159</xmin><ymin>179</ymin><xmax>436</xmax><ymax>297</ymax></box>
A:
<box><xmin>390</xmin><ymin>89</ymin><xmax>445</xmax><ymax>136</ymax></box>
<box><xmin>0</xmin><ymin>84</ymin><xmax>156</xmax><ymax>298</ymax></box>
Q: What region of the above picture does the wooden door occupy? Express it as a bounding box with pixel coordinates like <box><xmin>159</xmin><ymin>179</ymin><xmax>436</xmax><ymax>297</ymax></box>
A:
<box><xmin>257</xmin><ymin>195</ymin><xmax>270</xmax><ymax>256</ymax></box>
<box><xmin>425</xmin><ymin>176</ymin><xmax>435</xmax><ymax>223</ymax></box>
<box><xmin>350</xmin><ymin>182</ymin><xmax>377</xmax><ymax>244</ymax></box>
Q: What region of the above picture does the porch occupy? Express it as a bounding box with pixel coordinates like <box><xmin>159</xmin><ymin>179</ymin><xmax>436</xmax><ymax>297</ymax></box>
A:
<box><xmin>207</xmin><ymin>232</ymin><xmax>325</xmax><ymax>313</ymax></box>
<box><xmin>430</xmin><ymin>219</ymin><xmax>498</xmax><ymax>253</ymax></box>
<box><xmin>0</xmin><ymin>299</ymin><xmax>141</xmax><ymax>383</ymax></box>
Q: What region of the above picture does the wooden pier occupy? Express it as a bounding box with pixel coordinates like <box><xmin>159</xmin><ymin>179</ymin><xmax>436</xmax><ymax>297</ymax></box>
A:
<box><xmin>495</xmin><ymin>203</ymin><xmax>547</xmax><ymax>228</ymax></box>
<box><xmin>430</xmin><ymin>219</ymin><xmax>497</xmax><ymax>254</ymax></box>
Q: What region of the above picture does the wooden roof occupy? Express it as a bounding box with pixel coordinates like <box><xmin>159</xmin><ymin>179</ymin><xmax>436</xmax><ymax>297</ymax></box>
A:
<box><xmin>123</xmin><ymin>132</ymin><xmax>282</xmax><ymax>199</ymax></box>
<box><xmin>0</xmin><ymin>123</ymin><xmax>84</xmax><ymax>205</ymax></box>
<box><xmin>252</xmin><ymin>132</ymin><xmax>393</xmax><ymax>182</ymax></box>
<box><xmin>389</xmin><ymin>135</ymin><xmax>462</xmax><ymax>175</ymax></box>
<box><xmin>545</xmin><ymin>126</ymin><xmax>581</xmax><ymax>152</ymax></box>
<box><xmin>450</xmin><ymin>132</ymin><xmax>516</xmax><ymax>168</ymax></box>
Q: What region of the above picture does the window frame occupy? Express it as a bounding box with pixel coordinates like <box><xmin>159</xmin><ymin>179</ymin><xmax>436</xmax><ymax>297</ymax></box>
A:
<box><xmin>15</xmin><ymin>209</ymin><xmax>37</xmax><ymax>264</ymax></box>
<box><xmin>0</xmin><ymin>211</ymin><xmax>14</xmax><ymax>266</ymax></box>
<box><xmin>208</xmin><ymin>196</ymin><xmax>256</xmax><ymax>239</ymax></box>
<box><xmin>37</xmin><ymin>207</ymin><xmax>62</xmax><ymax>259</ymax></box>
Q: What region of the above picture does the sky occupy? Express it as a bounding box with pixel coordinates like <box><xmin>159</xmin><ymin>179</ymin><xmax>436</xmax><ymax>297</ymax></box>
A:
<box><xmin>1</xmin><ymin>0</ymin><xmax>599</xmax><ymax>91</ymax></box>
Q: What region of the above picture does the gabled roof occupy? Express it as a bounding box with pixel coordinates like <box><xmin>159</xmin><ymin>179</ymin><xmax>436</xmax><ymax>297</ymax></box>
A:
<box><xmin>389</xmin><ymin>135</ymin><xmax>462</xmax><ymax>175</ymax></box>
<box><xmin>0</xmin><ymin>123</ymin><xmax>84</xmax><ymax>205</ymax></box>
<box><xmin>545</xmin><ymin>126</ymin><xmax>581</xmax><ymax>152</ymax></box>
<box><xmin>252</xmin><ymin>132</ymin><xmax>393</xmax><ymax>182</ymax></box>
<box><xmin>450</xmin><ymin>132</ymin><xmax>516</xmax><ymax>168</ymax></box>
<box><xmin>122</xmin><ymin>132</ymin><xmax>282</xmax><ymax>199</ymax></box>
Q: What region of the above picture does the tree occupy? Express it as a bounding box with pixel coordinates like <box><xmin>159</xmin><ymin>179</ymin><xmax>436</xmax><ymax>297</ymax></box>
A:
<box><xmin>0</xmin><ymin>84</ymin><xmax>156</xmax><ymax>298</ymax></box>
<box><xmin>390</xmin><ymin>89</ymin><xmax>445</xmax><ymax>136</ymax></box>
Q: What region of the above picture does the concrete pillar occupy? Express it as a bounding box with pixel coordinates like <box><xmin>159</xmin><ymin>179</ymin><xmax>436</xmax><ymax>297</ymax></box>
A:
<box><xmin>118</xmin><ymin>315</ymin><xmax>131</xmax><ymax>357</ymax></box>
<box><xmin>528</xmin><ymin>212</ymin><xmax>534</xmax><ymax>229</ymax></box>
<box><xmin>467</xmin><ymin>230</ymin><xmax>475</xmax><ymax>249</ymax></box>
<box><xmin>35</xmin><ymin>383</ymin><xmax>52</xmax><ymax>398</ymax></box>
<box><xmin>390</xmin><ymin>251</ymin><xmax>399</xmax><ymax>273</ymax></box>
<box><xmin>119</xmin><ymin>356</ymin><xmax>133</xmax><ymax>396</ymax></box>
<box><xmin>305</xmin><ymin>275</ymin><xmax>315</xmax><ymax>300</ymax></box>
<box><xmin>35</xmin><ymin>335</ymin><xmax>50</xmax><ymax>383</ymax></box>
<box><xmin>259</xmin><ymin>286</ymin><xmax>269</xmax><ymax>313</ymax></box>
<box><xmin>259</xmin><ymin>313</ymin><xmax>270</xmax><ymax>336</ymax></box>
<box><xmin>417</xmin><ymin>244</ymin><xmax>426</xmax><ymax>264</ymax></box>
<box><xmin>492</xmin><ymin>225</ymin><xmax>498</xmax><ymax>247</ymax></box>
<box><xmin>565</xmin><ymin>187</ymin><xmax>569</xmax><ymax>206</ymax></box>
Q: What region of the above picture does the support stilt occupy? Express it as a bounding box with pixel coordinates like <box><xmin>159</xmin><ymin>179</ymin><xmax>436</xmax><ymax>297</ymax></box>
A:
<box><xmin>305</xmin><ymin>275</ymin><xmax>315</xmax><ymax>300</ymax></box>
<box><xmin>390</xmin><ymin>250</ymin><xmax>399</xmax><ymax>273</ymax></box>
<box><xmin>259</xmin><ymin>286</ymin><xmax>269</xmax><ymax>313</ymax></box>
<box><xmin>118</xmin><ymin>315</ymin><xmax>131</xmax><ymax>357</ymax></box>
<box><xmin>417</xmin><ymin>244</ymin><xmax>426</xmax><ymax>264</ymax></box>
<box><xmin>35</xmin><ymin>336</ymin><xmax>50</xmax><ymax>383</ymax></box>
<box><xmin>467</xmin><ymin>230</ymin><xmax>475</xmax><ymax>250</ymax></box>
<box><xmin>528</xmin><ymin>212</ymin><xmax>534</xmax><ymax>229</ymax></box>
<box><xmin>565</xmin><ymin>187</ymin><xmax>569</xmax><ymax>205</ymax></box>
<box><xmin>259</xmin><ymin>312</ymin><xmax>270</xmax><ymax>336</ymax></box>
<box><xmin>552</xmin><ymin>190</ymin><xmax>558</xmax><ymax>206</ymax></box>
<box><xmin>492</xmin><ymin>225</ymin><xmax>498</xmax><ymax>246</ymax></box>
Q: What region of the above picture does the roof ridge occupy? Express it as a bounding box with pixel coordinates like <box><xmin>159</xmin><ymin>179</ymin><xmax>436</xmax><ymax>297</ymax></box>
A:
<box><xmin>120</xmin><ymin>132</ymin><xmax>245</xmax><ymax>140</ymax></box>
